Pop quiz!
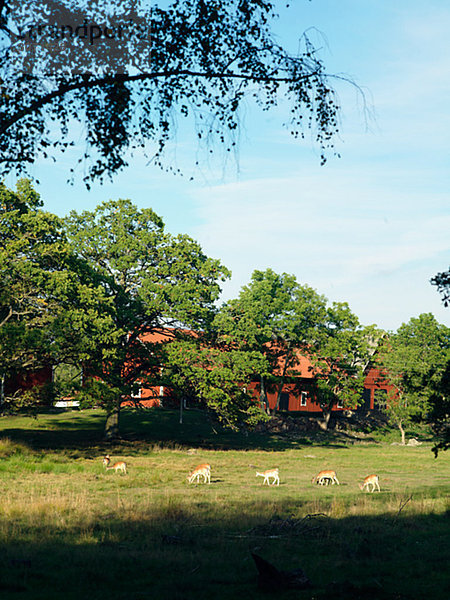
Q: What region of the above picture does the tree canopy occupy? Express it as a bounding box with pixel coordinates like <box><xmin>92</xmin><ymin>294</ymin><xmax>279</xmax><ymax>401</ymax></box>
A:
<box><xmin>212</xmin><ymin>268</ymin><xmax>376</xmax><ymax>429</ymax></box>
<box><xmin>309</xmin><ymin>302</ymin><xmax>379</xmax><ymax>430</ymax></box>
<box><xmin>0</xmin><ymin>179</ymin><xmax>115</xmax><ymax>409</ymax></box>
<box><xmin>0</xmin><ymin>180</ymin><xmax>235</xmax><ymax>433</ymax></box>
<box><xmin>1</xmin><ymin>0</ymin><xmax>341</xmax><ymax>186</ymax></box>
<box><xmin>376</xmin><ymin>313</ymin><xmax>450</xmax><ymax>445</ymax></box>
<box><xmin>64</xmin><ymin>198</ymin><xmax>229</xmax><ymax>438</ymax></box>
<box><xmin>163</xmin><ymin>337</ymin><xmax>268</xmax><ymax>429</ymax></box>
<box><xmin>214</xmin><ymin>268</ymin><xmax>328</xmax><ymax>413</ymax></box>
<box><xmin>0</xmin><ymin>179</ymin><xmax>58</xmax><ymax>381</ymax></box>
<box><xmin>0</xmin><ymin>181</ymin><xmax>62</xmax><ymax>369</ymax></box>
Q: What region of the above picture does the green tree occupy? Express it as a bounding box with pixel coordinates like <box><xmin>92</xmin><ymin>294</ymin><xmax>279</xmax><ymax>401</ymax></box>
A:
<box><xmin>310</xmin><ymin>302</ymin><xmax>379</xmax><ymax>431</ymax></box>
<box><xmin>0</xmin><ymin>179</ymin><xmax>113</xmax><ymax>406</ymax></box>
<box><xmin>0</xmin><ymin>178</ymin><xmax>68</xmax><ymax>400</ymax></box>
<box><xmin>64</xmin><ymin>198</ymin><xmax>229</xmax><ymax>439</ymax></box>
<box><xmin>1</xmin><ymin>0</ymin><xmax>342</xmax><ymax>185</ymax></box>
<box><xmin>163</xmin><ymin>336</ymin><xmax>268</xmax><ymax>430</ymax></box>
<box><xmin>214</xmin><ymin>268</ymin><xmax>327</xmax><ymax>414</ymax></box>
<box><xmin>376</xmin><ymin>313</ymin><xmax>450</xmax><ymax>445</ymax></box>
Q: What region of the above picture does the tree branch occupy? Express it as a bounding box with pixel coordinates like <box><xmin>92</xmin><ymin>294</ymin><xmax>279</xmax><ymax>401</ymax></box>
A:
<box><xmin>0</xmin><ymin>67</ymin><xmax>321</xmax><ymax>137</ymax></box>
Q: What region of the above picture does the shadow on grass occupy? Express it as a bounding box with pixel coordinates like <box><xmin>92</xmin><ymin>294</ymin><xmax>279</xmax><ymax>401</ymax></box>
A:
<box><xmin>0</xmin><ymin>408</ymin><xmax>358</xmax><ymax>455</ymax></box>
<box><xmin>0</xmin><ymin>499</ymin><xmax>449</xmax><ymax>600</ymax></box>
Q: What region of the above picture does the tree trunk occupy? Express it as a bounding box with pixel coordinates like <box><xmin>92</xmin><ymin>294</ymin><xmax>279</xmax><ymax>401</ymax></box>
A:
<box><xmin>260</xmin><ymin>375</ymin><xmax>269</xmax><ymax>415</ymax></box>
<box><xmin>398</xmin><ymin>420</ymin><xmax>406</xmax><ymax>445</ymax></box>
<box><xmin>104</xmin><ymin>405</ymin><xmax>121</xmax><ymax>440</ymax></box>
<box><xmin>318</xmin><ymin>407</ymin><xmax>332</xmax><ymax>431</ymax></box>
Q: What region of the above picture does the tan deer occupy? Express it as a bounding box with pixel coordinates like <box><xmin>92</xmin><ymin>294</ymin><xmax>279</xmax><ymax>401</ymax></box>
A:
<box><xmin>256</xmin><ymin>468</ymin><xmax>280</xmax><ymax>486</ymax></box>
<box><xmin>359</xmin><ymin>474</ymin><xmax>380</xmax><ymax>493</ymax></box>
<box><xmin>188</xmin><ymin>463</ymin><xmax>211</xmax><ymax>484</ymax></box>
<box><xmin>311</xmin><ymin>470</ymin><xmax>339</xmax><ymax>486</ymax></box>
<box><xmin>103</xmin><ymin>455</ymin><xmax>127</xmax><ymax>474</ymax></box>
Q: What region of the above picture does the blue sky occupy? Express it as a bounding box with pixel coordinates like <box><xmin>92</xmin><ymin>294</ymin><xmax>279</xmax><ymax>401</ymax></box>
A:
<box><xmin>6</xmin><ymin>1</ymin><xmax>450</xmax><ymax>331</ymax></box>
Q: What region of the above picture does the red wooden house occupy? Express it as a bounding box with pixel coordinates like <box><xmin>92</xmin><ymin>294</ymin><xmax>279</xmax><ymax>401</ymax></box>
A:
<box><xmin>120</xmin><ymin>328</ymin><xmax>180</xmax><ymax>408</ymax></box>
<box><xmin>360</xmin><ymin>366</ymin><xmax>393</xmax><ymax>411</ymax></box>
<box><xmin>246</xmin><ymin>347</ymin><xmax>394</xmax><ymax>414</ymax></box>
<box><xmin>6</xmin><ymin>328</ymin><xmax>395</xmax><ymax>414</ymax></box>
<box><xmin>120</xmin><ymin>331</ymin><xmax>396</xmax><ymax>414</ymax></box>
<box><xmin>2</xmin><ymin>365</ymin><xmax>53</xmax><ymax>404</ymax></box>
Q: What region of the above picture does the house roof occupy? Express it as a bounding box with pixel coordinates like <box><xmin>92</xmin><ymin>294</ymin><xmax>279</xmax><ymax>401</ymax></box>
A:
<box><xmin>269</xmin><ymin>345</ymin><xmax>316</xmax><ymax>379</ymax></box>
<box><xmin>139</xmin><ymin>329</ymin><xmax>317</xmax><ymax>378</ymax></box>
<box><xmin>139</xmin><ymin>327</ymin><xmax>198</xmax><ymax>344</ymax></box>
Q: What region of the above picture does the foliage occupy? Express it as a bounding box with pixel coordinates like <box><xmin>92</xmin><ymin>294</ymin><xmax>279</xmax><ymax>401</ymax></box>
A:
<box><xmin>431</xmin><ymin>266</ymin><xmax>450</xmax><ymax>307</ymax></box>
<box><xmin>1</xmin><ymin>382</ymin><xmax>54</xmax><ymax>415</ymax></box>
<box><xmin>64</xmin><ymin>198</ymin><xmax>229</xmax><ymax>438</ymax></box>
<box><xmin>0</xmin><ymin>179</ymin><xmax>115</xmax><ymax>407</ymax></box>
<box><xmin>0</xmin><ymin>182</ymin><xmax>234</xmax><ymax>435</ymax></box>
<box><xmin>430</xmin><ymin>266</ymin><xmax>450</xmax><ymax>454</ymax></box>
<box><xmin>163</xmin><ymin>335</ymin><xmax>269</xmax><ymax>429</ymax></box>
<box><xmin>0</xmin><ymin>0</ymin><xmax>342</xmax><ymax>185</ymax></box>
<box><xmin>0</xmin><ymin>179</ymin><xmax>61</xmax><ymax>375</ymax></box>
<box><xmin>214</xmin><ymin>268</ymin><xmax>327</xmax><ymax>413</ymax></box>
<box><xmin>376</xmin><ymin>313</ymin><xmax>450</xmax><ymax>445</ymax></box>
<box><xmin>214</xmin><ymin>270</ymin><xmax>377</xmax><ymax>429</ymax></box>
<box><xmin>429</xmin><ymin>347</ymin><xmax>450</xmax><ymax>455</ymax></box>
<box><xmin>0</xmin><ymin>179</ymin><xmax>75</xmax><ymax>380</ymax></box>
<box><xmin>52</xmin><ymin>362</ymin><xmax>82</xmax><ymax>399</ymax></box>
<box><xmin>310</xmin><ymin>302</ymin><xmax>380</xmax><ymax>430</ymax></box>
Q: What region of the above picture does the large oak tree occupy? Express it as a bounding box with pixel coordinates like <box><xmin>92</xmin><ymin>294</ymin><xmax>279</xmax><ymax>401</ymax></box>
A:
<box><xmin>215</xmin><ymin>270</ymin><xmax>379</xmax><ymax>429</ymax></box>
<box><xmin>64</xmin><ymin>198</ymin><xmax>229</xmax><ymax>438</ymax></box>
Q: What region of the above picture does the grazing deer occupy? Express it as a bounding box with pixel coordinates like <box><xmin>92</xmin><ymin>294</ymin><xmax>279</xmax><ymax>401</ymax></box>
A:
<box><xmin>256</xmin><ymin>468</ymin><xmax>280</xmax><ymax>486</ymax></box>
<box><xmin>359</xmin><ymin>474</ymin><xmax>380</xmax><ymax>493</ymax></box>
<box><xmin>103</xmin><ymin>455</ymin><xmax>127</xmax><ymax>474</ymax></box>
<box><xmin>188</xmin><ymin>463</ymin><xmax>211</xmax><ymax>484</ymax></box>
<box><xmin>311</xmin><ymin>470</ymin><xmax>339</xmax><ymax>486</ymax></box>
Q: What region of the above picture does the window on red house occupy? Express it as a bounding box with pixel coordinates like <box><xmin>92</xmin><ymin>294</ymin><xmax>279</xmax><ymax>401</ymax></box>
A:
<box><xmin>131</xmin><ymin>384</ymin><xmax>142</xmax><ymax>399</ymax></box>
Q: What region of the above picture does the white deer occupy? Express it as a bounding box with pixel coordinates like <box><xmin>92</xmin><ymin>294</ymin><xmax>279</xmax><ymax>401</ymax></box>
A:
<box><xmin>188</xmin><ymin>463</ymin><xmax>211</xmax><ymax>484</ymax></box>
<box><xmin>103</xmin><ymin>455</ymin><xmax>127</xmax><ymax>474</ymax></box>
<box><xmin>359</xmin><ymin>474</ymin><xmax>380</xmax><ymax>493</ymax></box>
<box><xmin>256</xmin><ymin>468</ymin><xmax>280</xmax><ymax>486</ymax></box>
<box><xmin>312</xmin><ymin>470</ymin><xmax>340</xmax><ymax>486</ymax></box>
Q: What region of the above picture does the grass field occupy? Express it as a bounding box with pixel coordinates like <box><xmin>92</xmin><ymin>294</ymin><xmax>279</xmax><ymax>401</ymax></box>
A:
<box><xmin>0</xmin><ymin>408</ymin><xmax>449</xmax><ymax>599</ymax></box>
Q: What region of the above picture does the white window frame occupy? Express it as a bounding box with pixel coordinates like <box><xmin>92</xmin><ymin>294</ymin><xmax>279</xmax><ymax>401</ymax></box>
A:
<box><xmin>131</xmin><ymin>383</ymin><xmax>142</xmax><ymax>399</ymax></box>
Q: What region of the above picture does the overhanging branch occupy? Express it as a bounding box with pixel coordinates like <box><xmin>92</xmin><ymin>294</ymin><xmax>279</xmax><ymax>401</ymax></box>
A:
<box><xmin>0</xmin><ymin>67</ymin><xmax>321</xmax><ymax>137</ymax></box>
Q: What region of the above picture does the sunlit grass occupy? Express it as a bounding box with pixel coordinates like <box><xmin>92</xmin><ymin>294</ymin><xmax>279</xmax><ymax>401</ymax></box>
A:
<box><xmin>0</xmin><ymin>409</ymin><xmax>448</xmax><ymax>599</ymax></box>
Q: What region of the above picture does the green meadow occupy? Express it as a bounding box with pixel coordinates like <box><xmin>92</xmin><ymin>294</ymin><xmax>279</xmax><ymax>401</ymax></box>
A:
<box><xmin>0</xmin><ymin>408</ymin><xmax>449</xmax><ymax>599</ymax></box>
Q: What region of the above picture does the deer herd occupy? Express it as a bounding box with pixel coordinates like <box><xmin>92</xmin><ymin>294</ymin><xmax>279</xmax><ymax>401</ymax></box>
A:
<box><xmin>102</xmin><ymin>455</ymin><xmax>380</xmax><ymax>492</ymax></box>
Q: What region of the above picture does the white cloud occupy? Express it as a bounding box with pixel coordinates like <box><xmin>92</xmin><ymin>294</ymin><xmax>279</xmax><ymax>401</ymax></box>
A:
<box><xmin>190</xmin><ymin>169</ymin><xmax>450</xmax><ymax>330</ymax></box>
